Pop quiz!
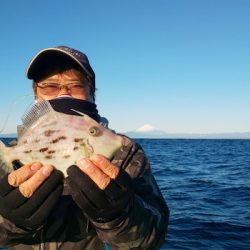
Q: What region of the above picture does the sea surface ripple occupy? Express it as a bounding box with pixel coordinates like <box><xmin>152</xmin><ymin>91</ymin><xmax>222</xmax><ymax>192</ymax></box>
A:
<box><xmin>136</xmin><ymin>139</ymin><xmax>250</xmax><ymax>250</ymax></box>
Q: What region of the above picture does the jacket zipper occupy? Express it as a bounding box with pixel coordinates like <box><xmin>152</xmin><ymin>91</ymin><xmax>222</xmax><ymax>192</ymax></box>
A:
<box><xmin>39</xmin><ymin>227</ymin><xmax>45</xmax><ymax>250</ymax></box>
<box><xmin>40</xmin><ymin>243</ymin><xmax>45</xmax><ymax>250</ymax></box>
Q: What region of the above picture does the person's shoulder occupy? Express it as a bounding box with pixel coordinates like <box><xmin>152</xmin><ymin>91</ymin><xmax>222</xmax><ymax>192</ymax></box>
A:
<box><xmin>116</xmin><ymin>133</ymin><xmax>139</xmax><ymax>148</ymax></box>
<box><xmin>114</xmin><ymin>134</ymin><xmax>146</xmax><ymax>160</ymax></box>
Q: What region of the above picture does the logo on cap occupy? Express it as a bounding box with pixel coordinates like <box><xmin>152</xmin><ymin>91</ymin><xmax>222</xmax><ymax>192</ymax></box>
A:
<box><xmin>57</xmin><ymin>46</ymin><xmax>88</xmax><ymax>63</ymax></box>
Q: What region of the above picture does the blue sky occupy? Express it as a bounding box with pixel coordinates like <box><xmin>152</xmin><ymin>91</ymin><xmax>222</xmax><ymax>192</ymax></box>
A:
<box><xmin>0</xmin><ymin>0</ymin><xmax>249</xmax><ymax>134</ymax></box>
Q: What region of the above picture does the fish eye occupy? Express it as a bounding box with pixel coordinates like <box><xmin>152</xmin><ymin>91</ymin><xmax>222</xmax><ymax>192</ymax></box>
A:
<box><xmin>88</xmin><ymin>126</ymin><xmax>99</xmax><ymax>136</ymax></box>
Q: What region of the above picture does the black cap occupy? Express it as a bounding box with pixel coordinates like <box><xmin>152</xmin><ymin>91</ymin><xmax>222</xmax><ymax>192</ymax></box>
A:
<box><xmin>26</xmin><ymin>45</ymin><xmax>95</xmax><ymax>89</ymax></box>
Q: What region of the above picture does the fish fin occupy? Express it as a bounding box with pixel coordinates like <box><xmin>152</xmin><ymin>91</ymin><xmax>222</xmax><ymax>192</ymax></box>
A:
<box><xmin>20</xmin><ymin>101</ymin><xmax>55</xmax><ymax>133</ymax></box>
<box><xmin>17</xmin><ymin>124</ymin><xmax>27</xmax><ymax>138</ymax></box>
<box><xmin>0</xmin><ymin>140</ymin><xmax>13</xmax><ymax>178</ymax></box>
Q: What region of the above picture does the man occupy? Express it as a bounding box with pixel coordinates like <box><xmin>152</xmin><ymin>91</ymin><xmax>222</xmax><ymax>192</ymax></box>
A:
<box><xmin>0</xmin><ymin>46</ymin><xmax>169</xmax><ymax>249</ymax></box>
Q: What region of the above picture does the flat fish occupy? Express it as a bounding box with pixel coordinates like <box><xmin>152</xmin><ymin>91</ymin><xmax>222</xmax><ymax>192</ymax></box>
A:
<box><xmin>0</xmin><ymin>100</ymin><xmax>123</xmax><ymax>177</ymax></box>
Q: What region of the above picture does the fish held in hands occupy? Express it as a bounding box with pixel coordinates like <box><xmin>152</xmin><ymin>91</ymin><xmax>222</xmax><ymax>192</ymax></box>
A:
<box><xmin>0</xmin><ymin>100</ymin><xmax>123</xmax><ymax>178</ymax></box>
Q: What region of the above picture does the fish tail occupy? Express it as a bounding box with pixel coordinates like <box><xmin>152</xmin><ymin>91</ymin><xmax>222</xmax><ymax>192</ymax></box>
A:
<box><xmin>0</xmin><ymin>141</ymin><xmax>13</xmax><ymax>178</ymax></box>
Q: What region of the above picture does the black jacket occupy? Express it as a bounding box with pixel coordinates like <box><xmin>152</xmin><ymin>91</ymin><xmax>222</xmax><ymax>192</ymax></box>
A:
<box><xmin>0</xmin><ymin>136</ymin><xmax>169</xmax><ymax>250</ymax></box>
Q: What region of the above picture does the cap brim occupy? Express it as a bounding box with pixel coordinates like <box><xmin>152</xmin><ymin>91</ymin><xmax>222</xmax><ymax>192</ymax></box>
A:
<box><xmin>26</xmin><ymin>48</ymin><xmax>93</xmax><ymax>79</ymax></box>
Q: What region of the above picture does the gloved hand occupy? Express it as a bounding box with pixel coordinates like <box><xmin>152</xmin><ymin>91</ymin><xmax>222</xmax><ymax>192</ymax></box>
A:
<box><xmin>0</xmin><ymin>162</ymin><xmax>63</xmax><ymax>230</ymax></box>
<box><xmin>66</xmin><ymin>155</ymin><xmax>134</xmax><ymax>222</ymax></box>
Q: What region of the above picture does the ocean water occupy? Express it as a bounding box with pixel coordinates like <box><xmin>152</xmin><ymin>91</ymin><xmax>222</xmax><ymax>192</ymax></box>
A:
<box><xmin>136</xmin><ymin>139</ymin><xmax>250</xmax><ymax>250</ymax></box>
<box><xmin>1</xmin><ymin>138</ymin><xmax>250</xmax><ymax>249</ymax></box>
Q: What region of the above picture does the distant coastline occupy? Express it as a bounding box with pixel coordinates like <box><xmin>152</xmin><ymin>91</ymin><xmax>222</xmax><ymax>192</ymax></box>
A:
<box><xmin>124</xmin><ymin>131</ymin><xmax>250</xmax><ymax>139</ymax></box>
<box><xmin>1</xmin><ymin>131</ymin><xmax>250</xmax><ymax>140</ymax></box>
<box><xmin>0</xmin><ymin>133</ymin><xmax>17</xmax><ymax>138</ymax></box>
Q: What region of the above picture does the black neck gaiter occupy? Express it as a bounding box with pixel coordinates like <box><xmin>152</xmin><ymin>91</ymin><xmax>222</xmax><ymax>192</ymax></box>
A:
<box><xmin>48</xmin><ymin>97</ymin><xmax>100</xmax><ymax>122</ymax></box>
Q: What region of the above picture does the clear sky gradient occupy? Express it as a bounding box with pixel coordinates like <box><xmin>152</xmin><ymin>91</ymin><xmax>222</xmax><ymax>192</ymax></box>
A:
<box><xmin>0</xmin><ymin>0</ymin><xmax>249</xmax><ymax>134</ymax></box>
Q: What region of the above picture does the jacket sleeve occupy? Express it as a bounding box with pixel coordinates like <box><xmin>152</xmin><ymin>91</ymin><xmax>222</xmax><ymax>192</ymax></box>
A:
<box><xmin>92</xmin><ymin>137</ymin><xmax>169</xmax><ymax>250</ymax></box>
<box><xmin>0</xmin><ymin>215</ymin><xmax>42</xmax><ymax>247</ymax></box>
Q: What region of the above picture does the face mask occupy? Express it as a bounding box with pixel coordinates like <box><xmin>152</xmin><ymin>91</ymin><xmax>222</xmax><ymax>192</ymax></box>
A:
<box><xmin>48</xmin><ymin>97</ymin><xmax>100</xmax><ymax>122</ymax></box>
